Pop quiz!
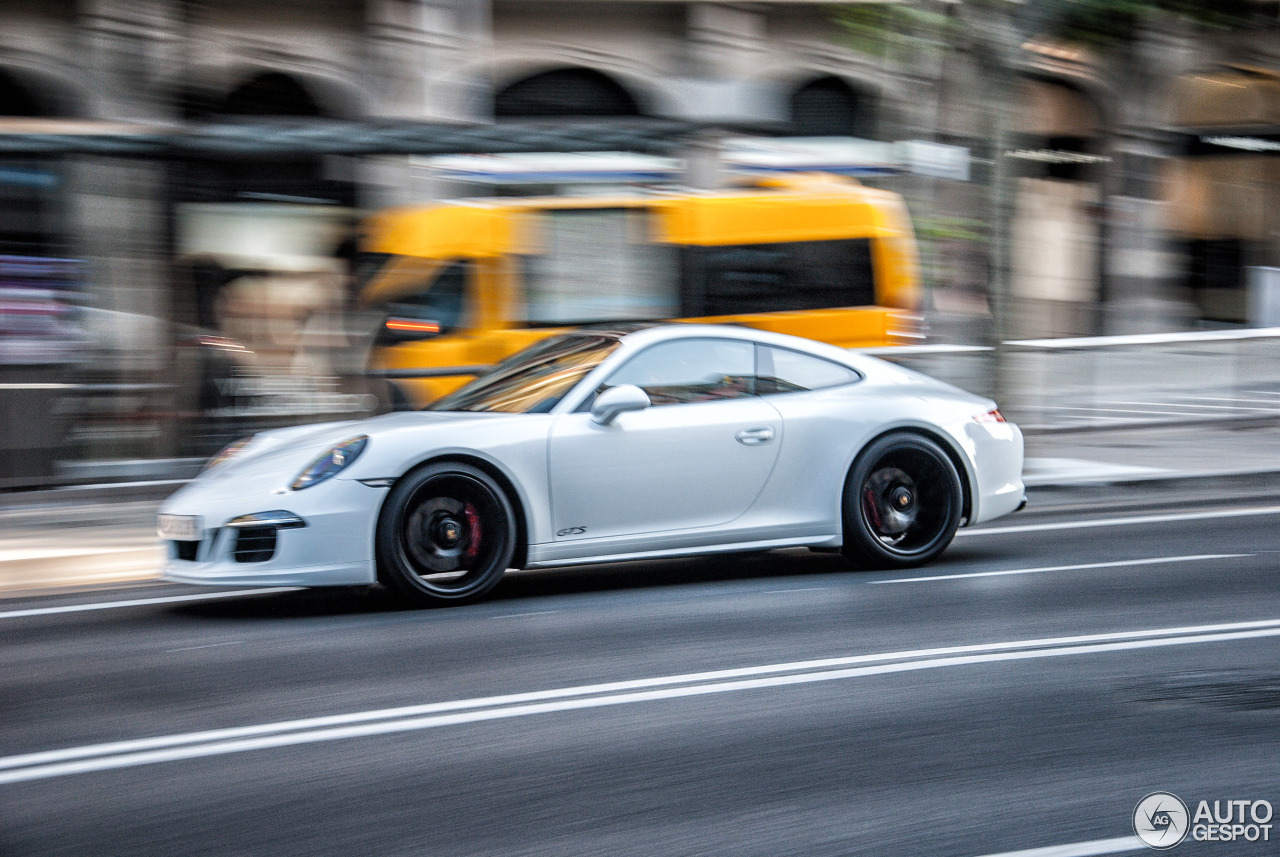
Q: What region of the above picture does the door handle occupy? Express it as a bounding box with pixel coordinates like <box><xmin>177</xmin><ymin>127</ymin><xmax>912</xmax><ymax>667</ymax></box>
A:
<box><xmin>735</xmin><ymin>426</ymin><xmax>775</xmax><ymax>445</ymax></box>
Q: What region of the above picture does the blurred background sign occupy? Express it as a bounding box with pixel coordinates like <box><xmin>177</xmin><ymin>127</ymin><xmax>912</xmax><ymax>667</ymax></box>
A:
<box><xmin>896</xmin><ymin>140</ymin><xmax>971</xmax><ymax>182</ymax></box>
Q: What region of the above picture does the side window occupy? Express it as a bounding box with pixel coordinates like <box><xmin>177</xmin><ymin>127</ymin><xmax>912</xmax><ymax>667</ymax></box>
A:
<box><xmin>374</xmin><ymin>261</ymin><xmax>469</xmax><ymax>344</ymax></box>
<box><xmin>600</xmin><ymin>338</ymin><xmax>756</xmax><ymax>406</ymax></box>
<box><xmin>757</xmin><ymin>345</ymin><xmax>859</xmax><ymax>395</ymax></box>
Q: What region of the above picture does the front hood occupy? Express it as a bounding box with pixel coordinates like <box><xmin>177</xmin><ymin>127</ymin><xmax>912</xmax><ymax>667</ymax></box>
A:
<box><xmin>197</xmin><ymin>410</ymin><xmax>516</xmax><ymax>486</ymax></box>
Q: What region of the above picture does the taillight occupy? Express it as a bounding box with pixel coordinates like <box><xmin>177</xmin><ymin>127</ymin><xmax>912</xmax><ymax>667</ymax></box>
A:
<box><xmin>974</xmin><ymin>408</ymin><xmax>1006</xmax><ymax>424</ymax></box>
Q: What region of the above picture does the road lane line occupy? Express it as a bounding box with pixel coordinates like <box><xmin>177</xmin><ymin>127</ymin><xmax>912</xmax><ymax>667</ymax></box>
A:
<box><xmin>6</xmin><ymin>619</ymin><xmax>1280</xmax><ymax>785</ymax></box>
<box><xmin>0</xmin><ymin>588</ymin><xmax>303</xmax><ymax>620</ymax></box>
<box><xmin>873</xmin><ymin>554</ymin><xmax>1245</xmax><ymax>585</ymax></box>
<box><xmin>968</xmin><ymin>836</ymin><xmax>1144</xmax><ymax>857</ymax></box>
<box><xmin>959</xmin><ymin>504</ymin><xmax>1280</xmax><ymax>537</ymax></box>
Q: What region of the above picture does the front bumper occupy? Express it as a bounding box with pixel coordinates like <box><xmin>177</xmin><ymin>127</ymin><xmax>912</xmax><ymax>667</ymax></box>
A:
<box><xmin>158</xmin><ymin>474</ymin><xmax>384</xmax><ymax>587</ymax></box>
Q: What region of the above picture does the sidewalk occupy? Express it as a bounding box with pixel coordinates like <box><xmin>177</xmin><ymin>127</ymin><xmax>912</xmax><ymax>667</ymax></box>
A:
<box><xmin>2</xmin><ymin>419</ymin><xmax>1277</xmax><ymax>596</ymax></box>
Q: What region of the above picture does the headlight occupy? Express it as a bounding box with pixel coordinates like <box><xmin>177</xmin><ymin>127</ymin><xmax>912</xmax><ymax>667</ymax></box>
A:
<box><xmin>291</xmin><ymin>436</ymin><xmax>368</xmax><ymax>490</ymax></box>
<box><xmin>202</xmin><ymin>437</ymin><xmax>253</xmax><ymax>474</ymax></box>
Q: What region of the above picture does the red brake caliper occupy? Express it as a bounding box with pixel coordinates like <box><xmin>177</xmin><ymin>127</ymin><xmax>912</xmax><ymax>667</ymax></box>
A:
<box><xmin>463</xmin><ymin>503</ymin><xmax>482</xmax><ymax>561</ymax></box>
<box><xmin>863</xmin><ymin>488</ymin><xmax>883</xmax><ymax>530</ymax></box>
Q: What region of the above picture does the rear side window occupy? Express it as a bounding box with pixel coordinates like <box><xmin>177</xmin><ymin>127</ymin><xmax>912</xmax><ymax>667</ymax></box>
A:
<box><xmin>756</xmin><ymin>345</ymin><xmax>859</xmax><ymax>395</ymax></box>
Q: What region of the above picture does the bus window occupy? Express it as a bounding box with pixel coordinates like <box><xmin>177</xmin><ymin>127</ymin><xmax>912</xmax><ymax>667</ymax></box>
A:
<box><xmin>520</xmin><ymin>208</ymin><xmax>678</xmax><ymax>325</ymax></box>
<box><xmin>682</xmin><ymin>238</ymin><xmax>876</xmax><ymax>317</ymax></box>
<box><xmin>373</xmin><ymin>260</ymin><xmax>469</xmax><ymax>345</ymax></box>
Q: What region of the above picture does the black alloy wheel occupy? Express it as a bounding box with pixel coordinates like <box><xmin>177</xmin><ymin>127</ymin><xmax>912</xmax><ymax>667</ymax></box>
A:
<box><xmin>376</xmin><ymin>462</ymin><xmax>517</xmax><ymax>605</ymax></box>
<box><xmin>842</xmin><ymin>433</ymin><xmax>962</xmax><ymax>568</ymax></box>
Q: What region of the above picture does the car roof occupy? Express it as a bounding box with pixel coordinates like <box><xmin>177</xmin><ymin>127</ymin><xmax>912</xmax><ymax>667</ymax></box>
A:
<box><xmin>603</xmin><ymin>323</ymin><xmax>867</xmax><ymax>367</ymax></box>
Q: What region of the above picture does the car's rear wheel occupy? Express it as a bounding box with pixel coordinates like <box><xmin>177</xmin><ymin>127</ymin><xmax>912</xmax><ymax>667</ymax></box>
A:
<box><xmin>842</xmin><ymin>433</ymin><xmax>962</xmax><ymax>569</ymax></box>
<box><xmin>376</xmin><ymin>462</ymin><xmax>517</xmax><ymax>605</ymax></box>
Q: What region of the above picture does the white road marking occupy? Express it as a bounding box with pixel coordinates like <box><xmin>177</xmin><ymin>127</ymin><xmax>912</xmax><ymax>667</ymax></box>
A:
<box><xmin>5</xmin><ymin>618</ymin><xmax>1280</xmax><ymax>785</ymax></box>
<box><xmin>968</xmin><ymin>836</ymin><xmax>1144</xmax><ymax>857</ymax></box>
<box><xmin>873</xmin><ymin>554</ymin><xmax>1244</xmax><ymax>585</ymax></box>
<box><xmin>490</xmin><ymin>610</ymin><xmax>559</xmax><ymax>619</ymax></box>
<box><xmin>0</xmin><ymin>588</ymin><xmax>302</xmax><ymax>620</ymax></box>
<box><xmin>959</xmin><ymin>504</ymin><xmax>1280</xmax><ymax>537</ymax></box>
<box><xmin>165</xmin><ymin>641</ymin><xmax>245</xmax><ymax>653</ymax></box>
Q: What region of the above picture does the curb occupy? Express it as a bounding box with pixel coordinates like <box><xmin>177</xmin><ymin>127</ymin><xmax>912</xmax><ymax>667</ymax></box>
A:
<box><xmin>0</xmin><ymin>546</ymin><xmax>164</xmax><ymax>595</ymax></box>
<box><xmin>1022</xmin><ymin>468</ymin><xmax>1280</xmax><ymax>515</ymax></box>
<box><xmin>0</xmin><ymin>479</ymin><xmax>187</xmax><ymax>511</ymax></box>
<box><xmin>1019</xmin><ymin>414</ymin><xmax>1280</xmax><ymax>436</ymax></box>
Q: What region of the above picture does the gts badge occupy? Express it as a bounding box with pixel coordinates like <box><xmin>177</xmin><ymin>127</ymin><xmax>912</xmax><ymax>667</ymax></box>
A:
<box><xmin>556</xmin><ymin>526</ymin><xmax>587</xmax><ymax>537</ymax></box>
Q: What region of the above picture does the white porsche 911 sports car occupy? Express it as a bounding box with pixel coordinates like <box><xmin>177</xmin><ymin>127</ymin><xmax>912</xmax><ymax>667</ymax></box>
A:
<box><xmin>159</xmin><ymin>324</ymin><xmax>1024</xmax><ymax>605</ymax></box>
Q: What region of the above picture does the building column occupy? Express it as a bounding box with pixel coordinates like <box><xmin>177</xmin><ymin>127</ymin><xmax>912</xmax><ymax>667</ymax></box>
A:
<box><xmin>68</xmin><ymin>1</ymin><xmax>178</xmax><ymax>463</ymax></box>
<box><xmin>362</xmin><ymin>0</ymin><xmax>491</xmax><ymax>207</ymax></box>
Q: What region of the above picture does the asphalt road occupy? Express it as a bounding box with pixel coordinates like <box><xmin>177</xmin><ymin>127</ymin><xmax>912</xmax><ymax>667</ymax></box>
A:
<box><xmin>3</xmin><ymin>498</ymin><xmax>1280</xmax><ymax>856</ymax></box>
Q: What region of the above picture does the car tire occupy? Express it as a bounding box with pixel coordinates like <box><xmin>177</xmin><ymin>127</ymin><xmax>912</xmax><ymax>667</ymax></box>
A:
<box><xmin>376</xmin><ymin>462</ymin><xmax>517</xmax><ymax>605</ymax></box>
<box><xmin>842</xmin><ymin>432</ymin><xmax>962</xmax><ymax>569</ymax></box>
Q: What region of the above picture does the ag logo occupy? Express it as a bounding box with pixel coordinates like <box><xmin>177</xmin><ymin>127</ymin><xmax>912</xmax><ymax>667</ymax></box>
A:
<box><xmin>556</xmin><ymin>526</ymin><xmax>587</xmax><ymax>537</ymax></box>
<box><xmin>1134</xmin><ymin>792</ymin><xmax>1190</xmax><ymax>850</ymax></box>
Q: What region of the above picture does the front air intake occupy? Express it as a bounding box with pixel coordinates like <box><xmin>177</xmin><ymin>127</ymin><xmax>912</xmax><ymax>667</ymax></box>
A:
<box><xmin>233</xmin><ymin>526</ymin><xmax>277</xmax><ymax>563</ymax></box>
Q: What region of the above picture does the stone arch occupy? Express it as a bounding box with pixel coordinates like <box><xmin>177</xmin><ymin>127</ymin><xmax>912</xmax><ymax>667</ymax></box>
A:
<box><xmin>222</xmin><ymin>71</ymin><xmax>325</xmax><ymax>117</ymax></box>
<box><xmin>494</xmin><ymin>66</ymin><xmax>644</xmax><ymax>119</ymax></box>
<box><xmin>787</xmin><ymin>75</ymin><xmax>877</xmax><ymax>138</ymax></box>
<box><xmin>0</xmin><ymin>65</ymin><xmax>86</xmax><ymax>118</ymax></box>
<box><xmin>169</xmin><ymin>67</ymin><xmax>359</xmax><ymax>206</ymax></box>
<box><xmin>177</xmin><ymin>67</ymin><xmax>363</xmax><ymax>121</ymax></box>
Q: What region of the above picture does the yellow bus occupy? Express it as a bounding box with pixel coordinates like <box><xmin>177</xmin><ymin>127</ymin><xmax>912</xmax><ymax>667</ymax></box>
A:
<box><xmin>359</xmin><ymin>173</ymin><xmax>921</xmax><ymax>407</ymax></box>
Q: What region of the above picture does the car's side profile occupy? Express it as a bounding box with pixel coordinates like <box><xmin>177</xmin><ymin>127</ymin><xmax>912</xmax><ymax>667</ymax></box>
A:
<box><xmin>159</xmin><ymin>325</ymin><xmax>1025</xmax><ymax>605</ymax></box>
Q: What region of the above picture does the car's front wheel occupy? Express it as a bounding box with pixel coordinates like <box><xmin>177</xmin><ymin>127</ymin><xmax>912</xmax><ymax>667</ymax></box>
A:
<box><xmin>842</xmin><ymin>433</ymin><xmax>962</xmax><ymax>569</ymax></box>
<box><xmin>376</xmin><ymin>462</ymin><xmax>517</xmax><ymax>605</ymax></box>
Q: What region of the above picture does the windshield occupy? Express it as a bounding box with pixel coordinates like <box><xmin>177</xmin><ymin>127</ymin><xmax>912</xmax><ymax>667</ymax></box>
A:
<box><xmin>427</xmin><ymin>334</ymin><xmax>621</xmax><ymax>414</ymax></box>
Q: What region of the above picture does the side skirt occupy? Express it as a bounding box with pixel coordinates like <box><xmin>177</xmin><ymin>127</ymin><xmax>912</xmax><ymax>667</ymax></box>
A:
<box><xmin>523</xmin><ymin>533</ymin><xmax>842</xmax><ymax>569</ymax></box>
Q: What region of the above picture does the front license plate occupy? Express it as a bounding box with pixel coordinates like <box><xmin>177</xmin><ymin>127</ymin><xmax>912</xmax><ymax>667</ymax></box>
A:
<box><xmin>158</xmin><ymin>514</ymin><xmax>202</xmax><ymax>541</ymax></box>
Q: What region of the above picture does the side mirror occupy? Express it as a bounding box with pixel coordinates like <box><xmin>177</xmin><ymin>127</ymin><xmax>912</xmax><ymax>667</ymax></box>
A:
<box><xmin>591</xmin><ymin>384</ymin><xmax>651</xmax><ymax>425</ymax></box>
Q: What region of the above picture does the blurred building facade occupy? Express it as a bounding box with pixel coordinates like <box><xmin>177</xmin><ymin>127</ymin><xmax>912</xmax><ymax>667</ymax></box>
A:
<box><xmin>1</xmin><ymin>1</ymin><xmax>1279</xmax><ymax>483</ymax></box>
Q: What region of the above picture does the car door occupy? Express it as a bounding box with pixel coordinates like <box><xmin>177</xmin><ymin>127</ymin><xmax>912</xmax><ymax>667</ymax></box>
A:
<box><xmin>548</xmin><ymin>337</ymin><xmax>781</xmax><ymax>541</ymax></box>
